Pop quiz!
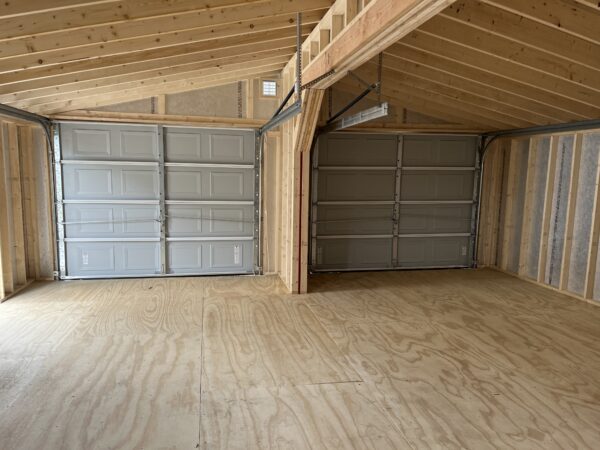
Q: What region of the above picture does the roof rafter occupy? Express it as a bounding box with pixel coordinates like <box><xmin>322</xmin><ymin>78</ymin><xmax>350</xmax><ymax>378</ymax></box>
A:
<box><xmin>0</xmin><ymin>27</ymin><xmax>313</xmax><ymax>86</ymax></box>
<box><xmin>480</xmin><ymin>0</ymin><xmax>600</xmax><ymax>45</ymax></box>
<box><xmin>0</xmin><ymin>10</ymin><xmax>325</xmax><ymax>74</ymax></box>
<box><xmin>12</xmin><ymin>54</ymin><xmax>290</xmax><ymax>110</ymax></box>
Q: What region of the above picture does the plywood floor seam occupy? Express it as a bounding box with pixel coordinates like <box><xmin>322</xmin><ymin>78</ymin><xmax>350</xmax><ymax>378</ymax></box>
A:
<box><xmin>1</xmin><ymin>269</ymin><xmax>599</xmax><ymax>449</ymax></box>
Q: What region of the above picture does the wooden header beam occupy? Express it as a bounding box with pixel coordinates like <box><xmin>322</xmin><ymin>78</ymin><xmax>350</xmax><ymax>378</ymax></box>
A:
<box><xmin>283</xmin><ymin>0</ymin><xmax>455</xmax><ymax>89</ymax></box>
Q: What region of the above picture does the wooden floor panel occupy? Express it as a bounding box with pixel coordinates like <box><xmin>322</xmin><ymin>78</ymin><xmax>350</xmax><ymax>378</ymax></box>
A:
<box><xmin>0</xmin><ymin>269</ymin><xmax>599</xmax><ymax>449</ymax></box>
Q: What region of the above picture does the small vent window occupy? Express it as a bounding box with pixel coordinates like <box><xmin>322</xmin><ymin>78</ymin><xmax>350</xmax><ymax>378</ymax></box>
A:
<box><xmin>262</xmin><ymin>80</ymin><xmax>277</xmax><ymax>97</ymax></box>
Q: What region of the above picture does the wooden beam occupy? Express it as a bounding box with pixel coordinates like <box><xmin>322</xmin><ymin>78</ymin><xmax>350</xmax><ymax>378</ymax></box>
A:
<box><xmin>30</xmin><ymin>64</ymin><xmax>285</xmax><ymax>114</ymax></box>
<box><xmin>18</xmin><ymin>126</ymin><xmax>39</xmax><ymax>280</ymax></box>
<box><xmin>0</xmin><ymin>122</ymin><xmax>14</xmax><ymax>299</ymax></box>
<box><xmin>26</xmin><ymin>59</ymin><xmax>285</xmax><ymax>114</ymax></box>
<box><xmin>292</xmin><ymin>89</ymin><xmax>325</xmax><ymax>294</ymax></box>
<box><xmin>499</xmin><ymin>139</ymin><xmax>519</xmax><ymax>271</ymax></box>
<box><xmin>376</xmin><ymin>65</ymin><xmax>543</xmax><ymax>127</ymax></box>
<box><xmin>0</xmin><ymin>9</ymin><xmax>325</xmax><ymax>74</ymax></box>
<box><xmin>49</xmin><ymin>110</ymin><xmax>265</xmax><ymax>128</ymax></box>
<box><xmin>386</xmin><ymin>43</ymin><xmax>595</xmax><ymax>121</ymax></box>
<box><xmin>559</xmin><ymin>133</ymin><xmax>583</xmax><ymax>291</ymax></box>
<box><xmin>537</xmin><ymin>135</ymin><xmax>559</xmax><ymax>283</ymax></box>
<box><xmin>382</xmin><ymin>52</ymin><xmax>575</xmax><ymax>124</ymax></box>
<box><xmin>0</xmin><ymin>0</ymin><xmax>266</xmax><ymax>40</ymax></box>
<box><xmin>583</xmin><ymin>135</ymin><xmax>600</xmax><ymax>299</ymax></box>
<box><xmin>441</xmin><ymin>2</ymin><xmax>600</xmax><ymax>73</ymax></box>
<box><xmin>481</xmin><ymin>0</ymin><xmax>600</xmax><ymax>45</ymax></box>
<box><xmin>245</xmin><ymin>79</ymin><xmax>254</xmax><ymax>119</ymax></box>
<box><xmin>301</xmin><ymin>0</ymin><xmax>455</xmax><ymax>88</ymax></box>
<box><xmin>336</xmin><ymin>77</ymin><xmax>493</xmax><ymax>128</ymax></box>
<box><xmin>0</xmin><ymin>45</ymin><xmax>297</xmax><ymax>102</ymax></box>
<box><xmin>0</xmin><ymin>26</ymin><xmax>312</xmax><ymax>86</ymax></box>
<box><xmin>419</xmin><ymin>15</ymin><xmax>600</xmax><ymax>94</ymax></box>
<box><xmin>0</xmin><ymin>1</ymin><xmax>118</xmax><ymax>19</ymax></box>
<box><xmin>13</xmin><ymin>54</ymin><xmax>290</xmax><ymax>110</ymax></box>
<box><xmin>517</xmin><ymin>138</ymin><xmax>538</xmax><ymax>277</ymax></box>
<box><xmin>336</xmin><ymin>76</ymin><xmax>492</xmax><ymax>128</ymax></box>
<box><xmin>401</xmin><ymin>30</ymin><xmax>600</xmax><ymax>113</ymax></box>
<box><xmin>6</xmin><ymin>123</ymin><xmax>27</xmax><ymax>286</ymax></box>
<box><xmin>156</xmin><ymin>95</ymin><xmax>166</xmax><ymax>115</ymax></box>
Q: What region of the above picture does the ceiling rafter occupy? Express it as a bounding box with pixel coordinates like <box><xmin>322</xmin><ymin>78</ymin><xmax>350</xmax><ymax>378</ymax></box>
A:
<box><xmin>0</xmin><ymin>27</ymin><xmax>313</xmax><ymax>86</ymax></box>
<box><xmin>0</xmin><ymin>0</ymin><xmax>268</xmax><ymax>40</ymax></box>
<box><xmin>402</xmin><ymin>31</ymin><xmax>600</xmax><ymax>109</ymax></box>
<box><xmin>385</xmin><ymin>44</ymin><xmax>594</xmax><ymax>121</ymax></box>
<box><xmin>0</xmin><ymin>1</ymin><xmax>119</xmax><ymax>19</ymax></box>
<box><xmin>0</xmin><ymin>0</ymin><xmax>332</xmax><ymax>61</ymax></box>
<box><xmin>480</xmin><ymin>0</ymin><xmax>600</xmax><ymax>45</ymax></box>
<box><xmin>351</xmin><ymin>64</ymin><xmax>533</xmax><ymax>128</ymax></box>
<box><xmin>336</xmin><ymin>77</ymin><xmax>496</xmax><ymax>129</ymax></box>
<box><xmin>1</xmin><ymin>48</ymin><xmax>296</xmax><ymax>105</ymax></box>
<box><xmin>397</xmin><ymin>35</ymin><xmax>600</xmax><ymax>117</ymax></box>
<box><xmin>0</xmin><ymin>39</ymin><xmax>300</xmax><ymax>98</ymax></box>
<box><xmin>371</xmin><ymin>61</ymin><xmax>561</xmax><ymax>125</ymax></box>
<box><xmin>379</xmin><ymin>54</ymin><xmax>577</xmax><ymax>123</ymax></box>
<box><xmin>12</xmin><ymin>54</ymin><xmax>291</xmax><ymax>110</ymax></box>
<box><xmin>441</xmin><ymin>2</ymin><xmax>600</xmax><ymax>72</ymax></box>
<box><xmin>420</xmin><ymin>15</ymin><xmax>600</xmax><ymax>94</ymax></box>
<box><xmin>0</xmin><ymin>10</ymin><xmax>325</xmax><ymax>74</ymax></box>
<box><xmin>31</xmin><ymin>64</ymin><xmax>285</xmax><ymax>114</ymax></box>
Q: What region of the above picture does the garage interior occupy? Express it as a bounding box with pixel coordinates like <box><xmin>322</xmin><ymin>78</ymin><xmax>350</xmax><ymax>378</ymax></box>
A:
<box><xmin>1</xmin><ymin>0</ymin><xmax>599</xmax><ymax>448</ymax></box>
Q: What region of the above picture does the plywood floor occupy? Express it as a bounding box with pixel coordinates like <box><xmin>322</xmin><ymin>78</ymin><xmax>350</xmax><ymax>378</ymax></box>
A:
<box><xmin>1</xmin><ymin>269</ymin><xmax>599</xmax><ymax>449</ymax></box>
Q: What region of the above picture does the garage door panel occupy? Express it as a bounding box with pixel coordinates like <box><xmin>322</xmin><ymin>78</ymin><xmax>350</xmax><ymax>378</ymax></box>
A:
<box><xmin>65</xmin><ymin>204</ymin><xmax>160</xmax><ymax>238</ymax></box>
<box><xmin>400</xmin><ymin>171</ymin><xmax>474</xmax><ymax>201</ymax></box>
<box><xmin>403</xmin><ymin>136</ymin><xmax>477</xmax><ymax>167</ymax></box>
<box><xmin>61</xmin><ymin>123</ymin><xmax>158</xmax><ymax>161</ymax></box>
<box><xmin>166</xmin><ymin>205</ymin><xmax>253</xmax><ymax>237</ymax></box>
<box><xmin>58</xmin><ymin>123</ymin><xmax>257</xmax><ymax>279</ymax></box>
<box><xmin>311</xmin><ymin>133</ymin><xmax>478</xmax><ymax>272</ymax></box>
<box><xmin>66</xmin><ymin>242</ymin><xmax>161</xmax><ymax>276</ymax></box>
<box><xmin>318</xmin><ymin>171</ymin><xmax>396</xmax><ymax>201</ymax></box>
<box><xmin>398</xmin><ymin>204</ymin><xmax>472</xmax><ymax>234</ymax></box>
<box><xmin>165</xmin><ymin>128</ymin><xmax>254</xmax><ymax>164</ymax></box>
<box><xmin>167</xmin><ymin>240</ymin><xmax>253</xmax><ymax>274</ymax></box>
<box><xmin>318</xmin><ymin>134</ymin><xmax>397</xmax><ymax>166</ymax></box>
<box><xmin>63</xmin><ymin>164</ymin><xmax>159</xmax><ymax>200</ymax></box>
<box><xmin>165</xmin><ymin>167</ymin><xmax>253</xmax><ymax>201</ymax></box>
<box><xmin>314</xmin><ymin>238</ymin><xmax>393</xmax><ymax>270</ymax></box>
<box><xmin>397</xmin><ymin>237</ymin><xmax>470</xmax><ymax>267</ymax></box>
<box><xmin>316</xmin><ymin>205</ymin><xmax>393</xmax><ymax>235</ymax></box>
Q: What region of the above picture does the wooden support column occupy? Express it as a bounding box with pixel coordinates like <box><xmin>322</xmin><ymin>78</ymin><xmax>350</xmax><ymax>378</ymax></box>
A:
<box><xmin>537</xmin><ymin>135</ymin><xmax>559</xmax><ymax>283</ymax></box>
<box><xmin>518</xmin><ymin>138</ymin><xmax>538</xmax><ymax>277</ymax></box>
<box><xmin>19</xmin><ymin>126</ymin><xmax>40</xmax><ymax>280</ymax></box>
<box><xmin>6</xmin><ymin>124</ymin><xmax>27</xmax><ymax>286</ymax></box>
<box><xmin>499</xmin><ymin>139</ymin><xmax>519</xmax><ymax>271</ymax></box>
<box><xmin>559</xmin><ymin>133</ymin><xmax>583</xmax><ymax>291</ymax></box>
<box><xmin>0</xmin><ymin>123</ymin><xmax>14</xmax><ymax>300</ymax></box>
<box><xmin>583</xmin><ymin>139</ymin><xmax>600</xmax><ymax>299</ymax></box>
<box><xmin>156</xmin><ymin>94</ymin><xmax>166</xmax><ymax>115</ymax></box>
<box><xmin>245</xmin><ymin>79</ymin><xmax>254</xmax><ymax>119</ymax></box>
<box><xmin>282</xmin><ymin>89</ymin><xmax>324</xmax><ymax>294</ymax></box>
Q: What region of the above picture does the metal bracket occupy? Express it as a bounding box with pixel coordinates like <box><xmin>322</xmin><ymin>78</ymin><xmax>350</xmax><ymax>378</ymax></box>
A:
<box><xmin>320</xmin><ymin>103</ymin><xmax>388</xmax><ymax>134</ymax></box>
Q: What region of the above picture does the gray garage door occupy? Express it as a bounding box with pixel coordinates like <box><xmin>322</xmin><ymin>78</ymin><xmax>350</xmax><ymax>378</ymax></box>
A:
<box><xmin>311</xmin><ymin>133</ymin><xmax>479</xmax><ymax>271</ymax></box>
<box><xmin>55</xmin><ymin>122</ymin><xmax>258</xmax><ymax>279</ymax></box>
